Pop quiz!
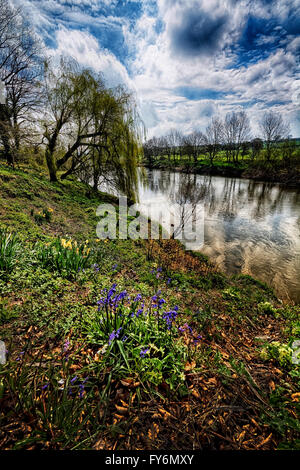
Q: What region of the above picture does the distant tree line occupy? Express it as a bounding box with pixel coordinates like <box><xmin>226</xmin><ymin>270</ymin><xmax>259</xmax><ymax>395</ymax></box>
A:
<box><xmin>143</xmin><ymin>110</ymin><xmax>298</xmax><ymax>168</ymax></box>
<box><xmin>0</xmin><ymin>0</ymin><xmax>143</xmax><ymax>200</ymax></box>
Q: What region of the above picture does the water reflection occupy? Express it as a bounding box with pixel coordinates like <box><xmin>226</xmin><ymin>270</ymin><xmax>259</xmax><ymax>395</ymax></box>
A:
<box><xmin>138</xmin><ymin>169</ymin><xmax>300</xmax><ymax>303</ymax></box>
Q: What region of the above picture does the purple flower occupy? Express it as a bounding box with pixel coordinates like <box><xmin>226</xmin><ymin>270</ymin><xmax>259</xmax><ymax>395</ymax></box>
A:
<box><xmin>63</xmin><ymin>339</ymin><xmax>70</xmax><ymax>352</ymax></box>
<box><xmin>158</xmin><ymin>298</ymin><xmax>166</xmax><ymax>309</ymax></box>
<box><xmin>79</xmin><ymin>384</ymin><xmax>85</xmax><ymax>398</ymax></box>
<box><xmin>42</xmin><ymin>383</ymin><xmax>49</xmax><ymax>391</ymax></box>
<box><xmin>108</xmin><ymin>327</ymin><xmax>122</xmax><ymax>345</ymax></box>
<box><xmin>140</xmin><ymin>347</ymin><xmax>150</xmax><ymax>358</ymax></box>
<box><xmin>136</xmin><ymin>307</ymin><xmax>144</xmax><ymax>317</ymax></box>
<box><xmin>193</xmin><ymin>335</ymin><xmax>203</xmax><ymax>345</ymax></box>
<box><xmin>163</xmin><ymin>307</ymin><xmax>179</xmax><ymax>330</ymax></box>
<box><xmin>16</xmin><ymin>351</ymin><xmax>25</xmax><ymax>361</ymax></box>
<box><xmin>167</xmin><ymin>278</ymin><xmax>171</xmax><ymax>285</ymax></box>
<box><xmin>70</xmin><ymin>376</ymin><xmax>78</xmax><ymax>384</ymax></box>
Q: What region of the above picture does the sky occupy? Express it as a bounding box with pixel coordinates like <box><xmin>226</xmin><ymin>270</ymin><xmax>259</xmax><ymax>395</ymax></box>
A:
<box><xmin>11</xmin><ymin>0</ymin><xmax>300</xmax><ymax>138</ymax></box>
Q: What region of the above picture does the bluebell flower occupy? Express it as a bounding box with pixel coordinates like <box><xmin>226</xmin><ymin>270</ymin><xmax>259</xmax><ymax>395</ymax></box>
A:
<box><xmin>140</xmin><ymin>347</ymin><xmax>150</xmax><ymax>358</ymax></box>
<box><xmin>162</xmin><ymin>307</ymin><xmax>179</xmax><ymax>329</ymax></box>
<box><xmin>16</xmin><ymin>351</ymin><xmax>25</xmax><ymax>361</ymax></box>
<box><xmin>158</xmin><ymin>298</ymin><xmax>166</xmax><ymax>309</ymax></box>
<box><xmin>79</xmin><ymin>384</ymin><xmax>85</xmax><ymax>398</ymax></box>
<box><xmin>108</xmin><ymin>327</ymin><xmax>122</xmax><ymax>345</ymax></box>
<box><xmin>63</xmin><ymin>339</ymin><xmax>70</xmax><ymax>352</ymax></box>
<box><xmin>136</xmin><ymin>307</ymin><xmax>144</xmax><ymax>317</ymax></box>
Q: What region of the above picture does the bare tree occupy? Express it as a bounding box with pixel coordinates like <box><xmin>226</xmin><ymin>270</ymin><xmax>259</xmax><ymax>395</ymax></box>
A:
<box><xmin>182</xmin><ymin>130</ymin><xmax>204</xmax><ymax>164</ymax></box>
<box><xmin>260</xmin><ymin>111</ymin><xmax>290</xmax><ymax>162</ymax></box>
<box><xmin>0</xmin><ymin>0</ymin><xmax>42</xmax><ymax>165</ymax></box>
<box><xmin>250</xmin><ymin>137</ymin><xmax>263</xmax><ymax>161</ymax></box>
<box><xmin>204</xmin><ymin>117</ymin><xmax>223</xmax><ymax>166</ymax></box>
<box><xmin>223</xmin><ymin>111</ymin><xmax>251</xmax><ymax>164</ymax></box>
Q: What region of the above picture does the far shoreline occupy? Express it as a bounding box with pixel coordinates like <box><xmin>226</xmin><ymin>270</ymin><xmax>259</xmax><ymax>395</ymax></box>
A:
<box><xmin>141</xmin><ymin>162</ymin><xmax>300</xmax><ymax>188</ymax></box>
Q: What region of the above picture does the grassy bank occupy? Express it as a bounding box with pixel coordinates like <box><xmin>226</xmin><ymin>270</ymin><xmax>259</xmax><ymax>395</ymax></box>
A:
<box><xmin>0</xmin><ymin>163</ymin><xmax>299</xmax><ymax>450</ymax></box>
<box><xmin>144</xmin><ymin>156</ymin><xmax>300</xmax><ymax>187</ymax></box>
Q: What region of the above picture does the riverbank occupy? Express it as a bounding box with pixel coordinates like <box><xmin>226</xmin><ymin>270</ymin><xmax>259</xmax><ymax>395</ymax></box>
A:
<box><xmin>142</xmin><ymin>160</ymin><xmax>300</xmax><ymax>187</ymax></box>
<box><xmin>0</xmin><ymin>163</ymin><xmax>299</xmax><ymax>450</ymax></box>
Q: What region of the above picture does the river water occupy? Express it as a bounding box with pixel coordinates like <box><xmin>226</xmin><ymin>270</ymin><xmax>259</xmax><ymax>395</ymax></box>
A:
<box><xmin>136</xmin><ymin>169</ymin><xmax>300</xmax><ymax>303</ymax></box>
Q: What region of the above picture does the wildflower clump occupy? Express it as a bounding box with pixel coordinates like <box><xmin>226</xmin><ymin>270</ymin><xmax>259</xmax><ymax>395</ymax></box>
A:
<box><xmin>36</xmin><ymin>237</ymin><xmax>93</xmax><ymax>277</ymax></box>
<box><xmin>33</xmin><ymin>208</ymin><xmax>53</xmax><ymax>224</ymax></box>
<box><xmin>84</xmin><ymin>284</ymin><xmax>189</xmax><ymax>389</ymax></box>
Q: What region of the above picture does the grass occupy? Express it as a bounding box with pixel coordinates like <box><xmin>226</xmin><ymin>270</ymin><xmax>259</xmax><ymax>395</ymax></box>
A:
<box><xmin>144</xmin><ymin>151</ymin><xmax>300</xmax><ymax>186</ymax></box>
<box><xmin>0</xmin><ymin>161</ymin><xmax>299</xmax><ymax>450</ymax></box>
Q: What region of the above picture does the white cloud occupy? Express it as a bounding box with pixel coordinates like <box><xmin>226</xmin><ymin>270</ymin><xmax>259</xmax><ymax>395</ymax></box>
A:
<box><xmin>121</xmin><ymin>0</ymin><xmax>299</xmax><ymax>137</ymax></box>
<box><xmin>47</xmin><ymin>28</ymin><xmax>134</xmax><ymax>90</ymax></box>
<box><xmin>10</xmin><ymin>0</ymin><xmax>300</xmax><ymax>138</ymax></box>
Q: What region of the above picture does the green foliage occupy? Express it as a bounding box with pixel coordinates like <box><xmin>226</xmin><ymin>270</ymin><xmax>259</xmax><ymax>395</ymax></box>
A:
<box><xmin>0</xmin><ymin>350</ymin><xmax>100</xmax><ymax>449</ymax></box>
<box><xmin>0</xmin><ymin>299</ymin><xmax>18</xmax><ymax>325</ymax></box>
<box><xmin>32</xmin><ymin>208</ymin><xmax>53</xmax><ymax>224</ymax></box>
<box><xmin>260</xmin><ymin>341</ymin><xmax>298</xmax><ymax>368</ymax></box>
<box><xmin>36</xmin><ymin>238</ymin><xmax>93</xmax><ymax>277</ymax></box>
<box><xmin>258</xmin><ymin>301</ymin><xmax>277</xmax><ymax>315</ymax></box>
<box><xmin>84</xmin><ymin>286</ymin><xmax>188</xmax><ymax>390</ymax></box>
<box><xmin>0</xmin><ymin>229</ymin><xmax>19</xmax><ymax>273</ymax></box>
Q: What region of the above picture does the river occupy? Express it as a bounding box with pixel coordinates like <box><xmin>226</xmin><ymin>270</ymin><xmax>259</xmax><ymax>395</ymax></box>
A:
<box><xmin>136</xmin><ymin>168</ymin><xmax>300</xmax><ymax>303</ymax></box>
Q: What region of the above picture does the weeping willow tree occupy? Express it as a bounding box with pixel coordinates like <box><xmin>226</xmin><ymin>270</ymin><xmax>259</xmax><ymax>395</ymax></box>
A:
<box><xmin>43</xmin><ymin>57</ymin><xmax>144</xmax><ymax>201</ymax></box>
<box><xmin>76</xmin><ymin>85</ymin><xmax>144</xmax><ymax>202</ymax></box>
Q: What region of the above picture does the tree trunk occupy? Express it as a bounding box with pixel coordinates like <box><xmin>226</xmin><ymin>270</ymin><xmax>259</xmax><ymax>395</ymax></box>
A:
<box><xmin>0</xmin><ymin>103</ymin><xmax>14</xmax><ymax>166</ymax></box>
<box><xmin>45</xmin><ymin>147</ymin><xmax>58</xmax><ymax>182</ymax></box>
